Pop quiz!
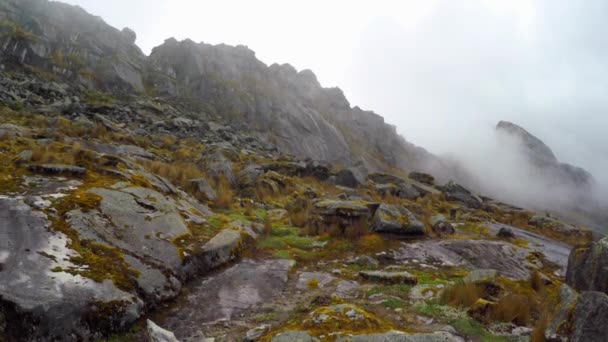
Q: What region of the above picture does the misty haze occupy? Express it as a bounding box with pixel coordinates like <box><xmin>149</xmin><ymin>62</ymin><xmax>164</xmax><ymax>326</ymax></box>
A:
<box><xmin>0</xmin><ymin>1</ymin><xmax>607</xmax><ymax>341</ymax></box>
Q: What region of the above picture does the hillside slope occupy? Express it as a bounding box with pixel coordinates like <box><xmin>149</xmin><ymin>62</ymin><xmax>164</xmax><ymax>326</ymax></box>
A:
<box><xmin>0</xmin><ymin>0</ymin><xmax>438</xmax><ymax>176</ymax></box>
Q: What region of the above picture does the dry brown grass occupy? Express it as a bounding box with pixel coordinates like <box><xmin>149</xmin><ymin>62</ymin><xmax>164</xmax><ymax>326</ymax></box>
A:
<box><xmin>357</xmin><ymin>234</ymin><xmax>386</xmax><ymax>253</ymax></box>
<box><xmin>30</xmin><ymin>142</ymin><xmax>97</xmax><ymax>167</ymax></box>
<box><xmin>493</xmin><ymin>293</ymin><xmax>534</xmax><ymax>326</ymax></box>
<box><xmin>530</xmin><ymin>271</ymin><xmax>545</xmax><ymax>293</ymax></box>
<box><xmin>141</xmin><ymin>160</ymin><xmax>204</xmax><ymax>189</ymax></box>
<box><xmin>440</xmin><ymin>281</ymin><xmax>482</xmax><ymax>308</ymax></box>
<box><xmin>343</xmin><ymin>218</ymin><xmax>370</xmax><ymax>239</ymax></box>
<box><xmin>214</xmin><ymin>174</ymin><xmax>234</xmax><ymax>209</ymax></box>
<box><xmin>531</xmin><ymin>313</ymin><xmax>548</xmax><ymax>342</ymax></box>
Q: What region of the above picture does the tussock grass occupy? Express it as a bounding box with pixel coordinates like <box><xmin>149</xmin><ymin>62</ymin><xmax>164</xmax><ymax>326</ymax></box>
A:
<box><xmin>493</xmin><ymin>293</ymin><xmax>534</xmax><ymax>326</ymax></box>
<box><xmin>440</xmin><ymin>281</ymin><xmax>482</xmax><ymax>308</ymax></box>
<box><xmin>213</xmin><ymin>174</ymin><xmax>234</xmax><ymax>209</ymax></box>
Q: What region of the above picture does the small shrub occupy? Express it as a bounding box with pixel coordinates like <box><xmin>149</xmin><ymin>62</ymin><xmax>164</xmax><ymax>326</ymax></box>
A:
<box><xmin>262</xmin><ymin>216</ymin><xmax>273</xmax><ymax>236</ymax></box>
<box><xmin>357</xmin><ymin>234</ymin><xmax>385</xmax><ymax>253</ymax></box>
<box><xmin>214</xmin><ymin>174</ymin><xmax>234</xmax><ymax>209</ymax></box>
<box><xmin>307</xmin><ymin>278</ymin><xmax>319</xmax><ymax>289</ymax></box>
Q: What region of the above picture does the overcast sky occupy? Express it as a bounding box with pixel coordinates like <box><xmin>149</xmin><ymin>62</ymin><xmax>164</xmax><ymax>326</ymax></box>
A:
<box><xmin>61</xmin><ymin>0</ymin><xmax>608</xmax><ymax>187</ymax></box>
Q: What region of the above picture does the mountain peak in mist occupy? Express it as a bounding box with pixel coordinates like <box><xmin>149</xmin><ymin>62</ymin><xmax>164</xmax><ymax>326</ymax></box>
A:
<box><xmin>496</xmin><ymin>120</ymin><xmax>557</xmax><ymax>166</ymax></box>
<box><xmin>496</xmin><ymin>120</ymin><xmax>595</xmax><ymax>190</ymax></box>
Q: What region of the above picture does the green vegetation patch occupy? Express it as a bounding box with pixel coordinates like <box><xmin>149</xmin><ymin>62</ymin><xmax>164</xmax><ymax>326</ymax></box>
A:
<box><xmin>414</xmin><ymin>301</ymin><xmax>510</xmax><ymax>341</ymax></box>
<box><xmin>367</xmin><ymin>284</ymin><xmax>412</xmax><ymax>298</ymax></box>
<box><xmin>257</xmin><ymin>223</ymin><xmax>316</xmax><ymax>261</ymax></box>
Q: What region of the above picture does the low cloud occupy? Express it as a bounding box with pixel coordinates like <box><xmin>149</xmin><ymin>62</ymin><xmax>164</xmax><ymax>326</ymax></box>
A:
<box><xmin>345</xmin><ymin>0</ymin><xmax>608</xmax><ymax>197</ymax></box>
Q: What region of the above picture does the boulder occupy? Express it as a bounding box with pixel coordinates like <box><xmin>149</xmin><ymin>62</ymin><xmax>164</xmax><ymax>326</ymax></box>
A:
<box><xmin>546</xmin><ymin>287</ymin><xmax>608</xmax><ymax>342</ymax></box>
<box><xmin>497</xmin><ymin>227</ymin><xmax>515</xmax><ymax>238</ymax></box>
<box><xmin>204</xmin><ymin>151</ymin><xmax>235</xmax><ymax>185</ymax></box>
<box><xmin>372</xmin><ymin>203</ymin><xmax>425</xmax><ymax>236</ymax></box>
<box><xmin>297</xmin><ymin>272</ymin><xmax>335</xmax><ymax>290</ymax></box>
<box><xmin>431</xmin><ymin>215</ymin><xmax>455</xmax><ymax>236</ymax></box>
<box><xmin>236</xmin><ymin>164</ymin><xmax>263</xmax><ymax>188</ymax></box>
<box><xmin>375</xmin><ymin>183</ymin><xmax>421</xmax><ymax>200</ymax></box>
<box><xmin>395</xmin><ymin>183</ymin><xmax>422</xmax><ymax>199</ymax></box>
<box><xmin>197</xmin><ymin>228</ymin><xmax>243</xmax><ymax>271</ymax></box>
<box><xmin>334</xmin><ymin>167</ymin><xmax>364</xmax><ymax>188</ymax></box>
<box><xmin>409</xmin><ymin>171</ymin><xmax>435</xmax><ymax>185</ymax></box>
<box><xmin>334</xmin><ymin>280</ymin><xmax>361</xmax><ymax>299</ymax></box>
<box><xmin>566</xmin><ymin>237</ymin><xmax>608</xmax><ymax>294</ymax></box>
<box><xmin>189</xmin><ymin>178</ymin><xmax>218</xmax><ymax>202</ymax></box>
<box><xmin>437</xmin><ymin>181</ymin><xmax>483</xmax><ymax>209</ymax></box>
<box><xmin>312</xmin><ymin>199</ymin><xmax>376</xmax><ymax>236</ymax></box>
<box><xmin>147</xmin><ymin>320</ymin><xmax>180</xmax><ymax>342</ymax></box>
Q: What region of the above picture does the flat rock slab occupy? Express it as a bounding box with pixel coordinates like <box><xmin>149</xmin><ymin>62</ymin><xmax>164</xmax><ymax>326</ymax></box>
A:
<box><xmin>359</xmin><ymin>270</ymin><xmax>418</xmax><ymax>284</ymax></box>
<box><xmin>296</xmin><ymin>272</ymin><xmax>335</xmax><ymax>290</ymax></box>
<box><xmin>395</xmin><ymin>239</ymin><xmax>533</xmax><ymax>280</ymax></box>
<box><xmin>336</xmin><ymin>331</ymin><xmax>464</xmax><ymax>342</ymax></box>
<box><xmin>154</xmin><ymin>259</ymin><xmax>294</xmax><ymax>340</ymax></box>
<box><xmin>485</xmin><ymin>222</ymin><xmax>571</xmax><ymax>275</ymax></box>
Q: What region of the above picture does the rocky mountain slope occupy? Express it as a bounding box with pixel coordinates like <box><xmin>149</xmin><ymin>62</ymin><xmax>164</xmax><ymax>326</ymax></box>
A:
<box><xmin>0</xmin><ymin>1</ymin><xmax>607</xmax><ymax>342</ymax></box>
<box><xmin>0</xmin><ymin>0</ymin><xmax>438</xmax><ymax>176</ymax></box>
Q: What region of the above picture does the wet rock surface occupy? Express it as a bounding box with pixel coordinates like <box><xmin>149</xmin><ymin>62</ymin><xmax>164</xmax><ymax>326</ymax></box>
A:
<box><xmin>485</xmin><ymin>222</ymin><xmax>571</xmax><ymax>275</ymax></box>
<box><xmin>153</xmin><ymin>259</ymin><xmax>293</xmax><ymax>340</ymax></box>
<box><xmin>566</xmin><ymin>237</ymin><xmax>608</xmax><ymax>294</ymax></box>
<box><xmin>395</xmin><ymin>239</ymin><xmax>534</xmax><ymax>279</ymax></box>
<box><xmin>0</xmin><ymin>197</ymin><xmax>142</xmax><ymax>339</ymax></box>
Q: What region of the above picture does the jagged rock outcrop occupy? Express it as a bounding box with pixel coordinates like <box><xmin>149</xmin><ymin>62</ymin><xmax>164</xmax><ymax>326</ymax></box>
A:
<box><xmin>0</xmin><ymin>0</ymin><xmax>146</xmax><ymax>92</ymax></box>
<box><xmin>147</xmin><ymin>38</ymin><xmax>438</xmax><ymax>173</ymax></box>
<box><xmin>0</xmin><ymin>0</ymin><xmax>440</xmax><ymax>175</ymax></box>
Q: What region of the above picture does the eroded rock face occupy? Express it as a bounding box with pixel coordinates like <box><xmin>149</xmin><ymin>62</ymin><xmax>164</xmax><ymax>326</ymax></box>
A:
<box><xmin>566</xmin><ymin>237</ymin><xmax>608</xmax><ymax>294</ymax></box>
<box><xmin>546</xmin><ymin>287</ymin><xmax>608</xmax><ymax>342</ymax></box>
<box><xmin>0</xmin><ymin>0</ymin><xmax>146</xmax><ymax>92</ymax></box>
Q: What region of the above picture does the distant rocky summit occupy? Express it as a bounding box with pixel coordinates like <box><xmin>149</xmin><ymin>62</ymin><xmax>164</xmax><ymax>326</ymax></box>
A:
<box><xmin>496</xmin><ymin>121</ymin><xmax>595</xmax><ymax>191</ymax></box>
